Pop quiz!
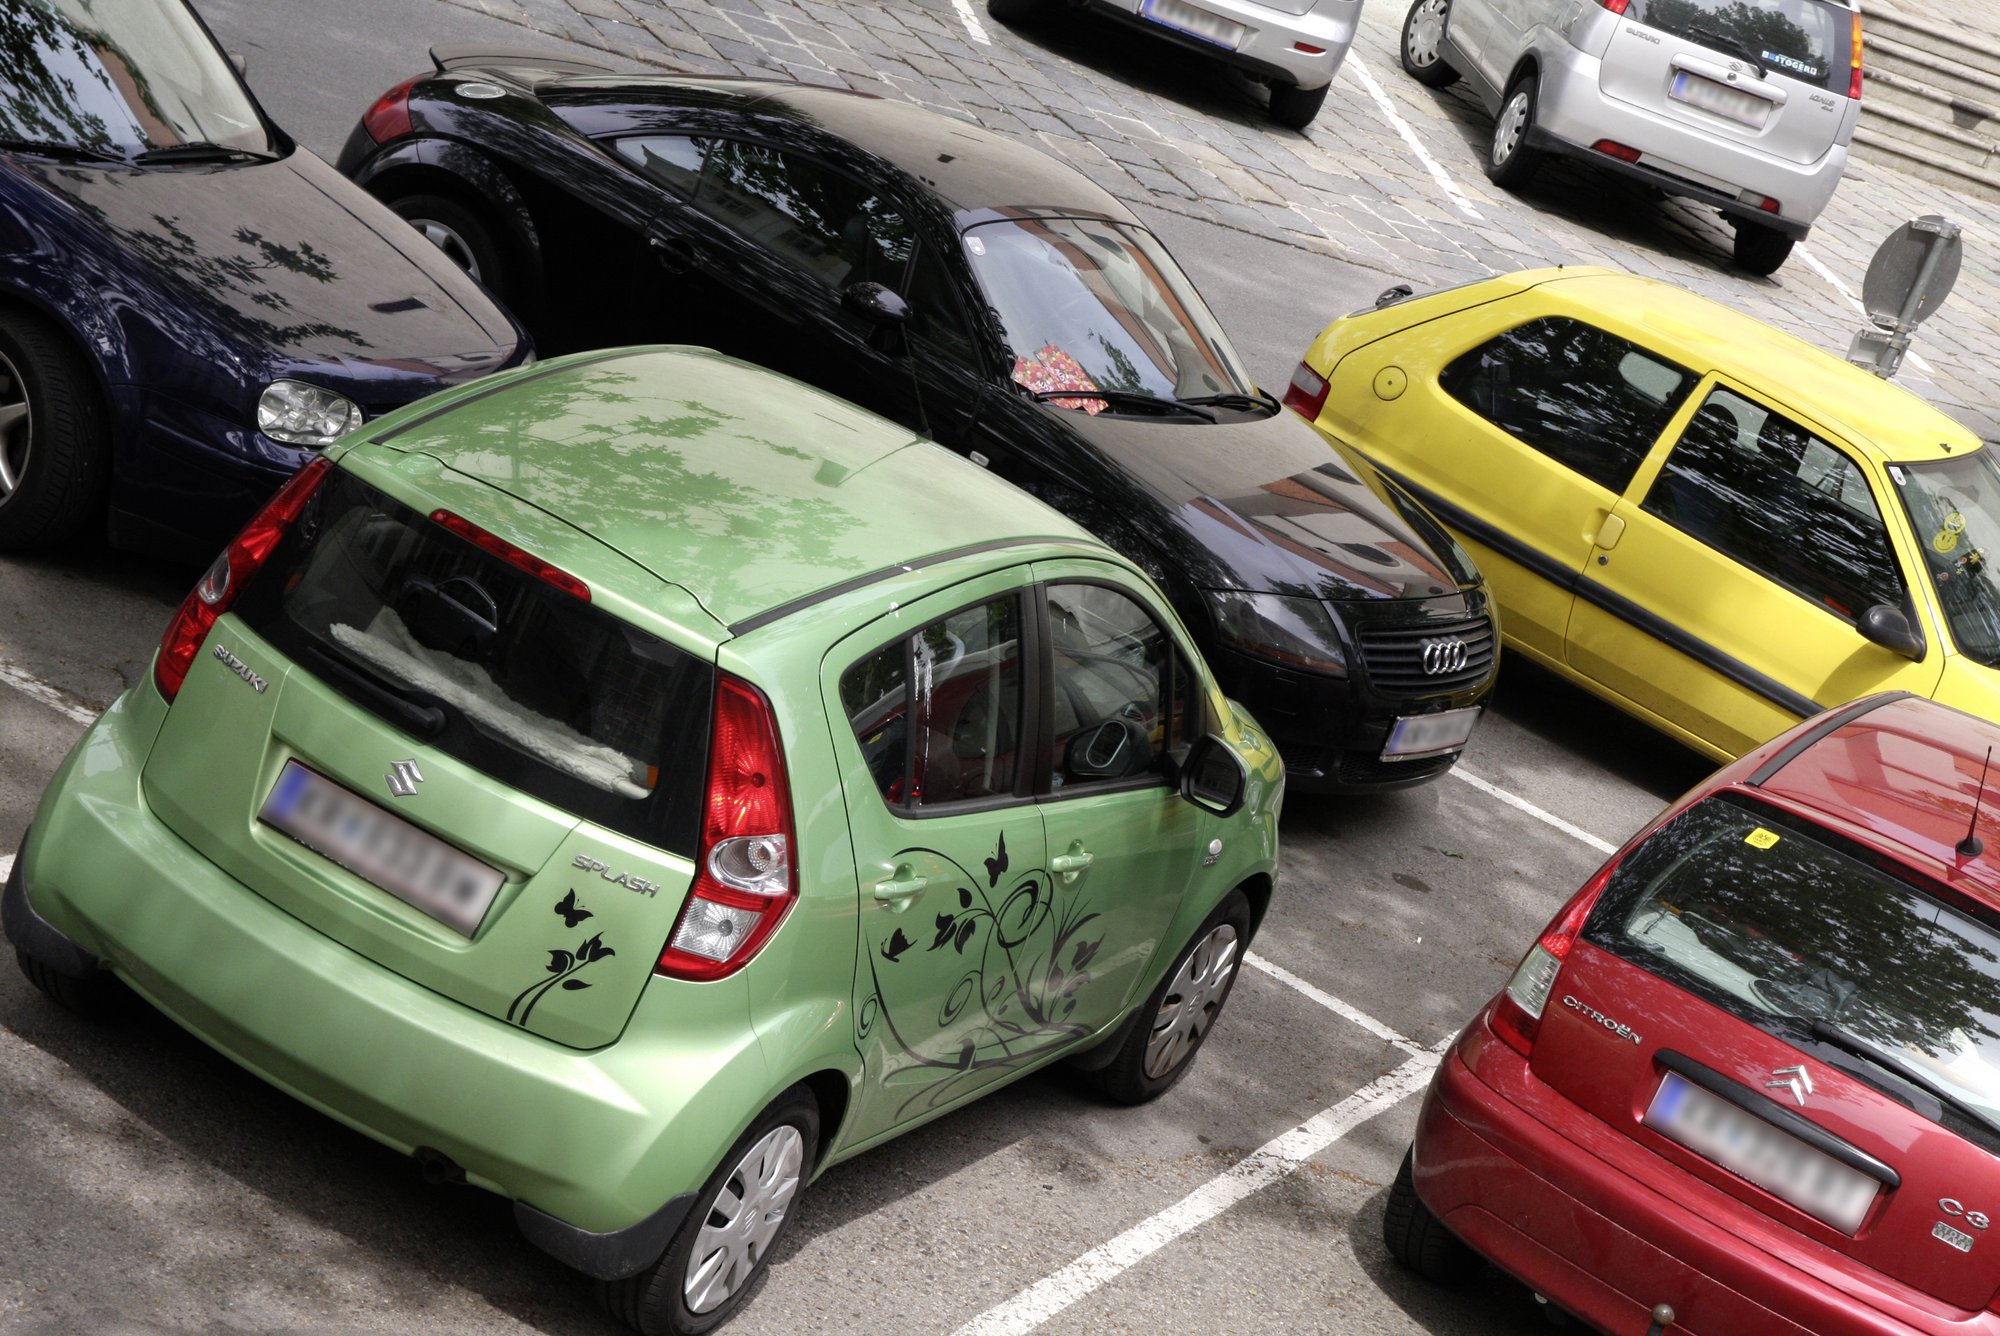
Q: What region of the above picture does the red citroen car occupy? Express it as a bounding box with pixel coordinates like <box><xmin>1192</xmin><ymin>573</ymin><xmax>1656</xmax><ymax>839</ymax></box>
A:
<box><xmin>1392</xmin><ymin>691</ymin><xmax>2000</xmax><ymax>1335</ymax></box>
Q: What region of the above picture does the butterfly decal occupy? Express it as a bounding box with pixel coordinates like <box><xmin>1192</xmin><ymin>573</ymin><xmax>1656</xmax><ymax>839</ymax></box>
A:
<box><xmin>984</xmin><ymin>830</ymin><xmax>1008</xmax><ymax>889</ymax></box>
<box><xmin>554</xmin><ymin>889</ymin><xmax>593</xmax><ymax>929</ymax></box>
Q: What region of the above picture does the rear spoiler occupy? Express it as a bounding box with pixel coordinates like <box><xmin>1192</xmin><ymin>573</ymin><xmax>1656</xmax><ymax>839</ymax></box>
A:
<box><xmin>428</xmin><ymin>45</ymin><xmax>617</xmax><ymax>77</ymax></box>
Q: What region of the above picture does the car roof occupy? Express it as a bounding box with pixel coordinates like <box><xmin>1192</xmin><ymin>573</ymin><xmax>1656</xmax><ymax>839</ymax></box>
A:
<box><xmin>1747</xmin><ymin>694</ymin><xmax>2000</xmax><ymax>903</ymax></box>
<box><xmin>1521</xmin><ymin>268</ymin><xmax>1981</xmax><ymax>464</ymax></box>
<box><xmin>541</xmin><ymin>74</ymin><xmax>1138</xmax><ymax>220</ymax></box>
<box><xmin>364</xmin><ymin>346</ymin><xmax>1102</xmax><ymax>631</ymax></box>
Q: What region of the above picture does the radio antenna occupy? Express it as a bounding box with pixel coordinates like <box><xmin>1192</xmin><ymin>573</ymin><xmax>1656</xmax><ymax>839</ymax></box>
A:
<box><xmin>1959</xmin><ymin>746</ymin><xmax>1993</xmax><ymax>858</ymax></box>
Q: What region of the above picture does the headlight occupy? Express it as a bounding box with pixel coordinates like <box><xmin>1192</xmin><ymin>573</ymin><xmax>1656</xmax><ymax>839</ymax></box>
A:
<box><xmin>257</xmin><ymin>380</ymin><xmax>362</xmax><ymax>447</ymax></box>
<box><xmin>1203</xmin><ymin>589</ymin><xmax>1346</xmax><ymax>675</ymax></box>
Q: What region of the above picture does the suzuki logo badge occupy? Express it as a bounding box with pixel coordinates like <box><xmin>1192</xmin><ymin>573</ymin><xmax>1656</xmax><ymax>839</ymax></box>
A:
<box><xmin>1766</xmin><ymin>1064</ymin><xmax>1814</xmax><ymax>1105</ymax></box>
<box><xmin>386</xmin><ymin>759</ymin><xmax>424</xmax><ymax>798</ymax></box>
<box><xmin>1421</xmin><ymin>637</ymin><xmax>1468</xmax><ymax>675</ymax></box>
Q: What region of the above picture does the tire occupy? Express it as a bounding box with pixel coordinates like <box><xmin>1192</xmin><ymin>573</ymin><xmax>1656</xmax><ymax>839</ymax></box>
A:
<box><xmin>1382</xmin><ymin>1148</ymin><xmax>1480</xmax><ymax>1285</ymax></box>
<box><xmin>985</xmin><ymin>0</ymin><xmax>1046</xmax><ymax>23</ymax></box>
<box><xmin>1087</xmin><ymin>890</ymin><xmax>1249</xmax><ymax>1105</ymax></box>
<box><xmin>1270</xmin><ymin>80</ymin><xmax>1330</xmax><ymax>130</ymax></box>
<box><xmin>386</xmin><ymin>192</ymin><xmax>511</xmax><ymax>300</ymax></box>
<box><xmin>15</xmin><ymin>949</ymin><xmax>121</xmax><ymax>1019</ymax></box>
<box><xmin>1732</xmin><ymin>220</ymin><xmax>1795</xmax><ymax>276</ymax></box>
<box><xmin>1485</xmin><ymin>73</ymin><xmax>1546</xmax><ymax>190</ymax></box>
<box><xmin>1401</xmin><ymin>0</ymin><xmax>1460</xmax><ymax>88</ymax></box>
<box><xmin>600</xmin><ymin>1087</ymin><xmax>819</xmax><ymax>1336</ymax></box>
<box><xmin>0</xmin><ymin>310</ymin><xmax>110</xmax><ymax>552</ymax></box>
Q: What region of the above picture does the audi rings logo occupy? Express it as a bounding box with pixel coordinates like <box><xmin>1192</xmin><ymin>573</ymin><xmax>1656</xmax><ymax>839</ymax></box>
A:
<box><xmin>1421</xmin><ymin>637</ymin><xmax>1468</xmax><ymax>676</ymax></box>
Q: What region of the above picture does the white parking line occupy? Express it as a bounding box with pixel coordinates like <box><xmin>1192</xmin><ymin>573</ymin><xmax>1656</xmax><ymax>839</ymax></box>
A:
<box><xmin>1342</xmin><ymin>52</ymin><xmax>1486</xmax><ymax>224</ymax></box>
<box><xmin>1448</xmin><ymin>765</ymin><xmax>1617</xmax><ymax>855</ymax></box>
<box><xmin>0</xmin><ymin>853</ymin><xmax>12</xmax><ymax>883</ymax></box>
<box><xmin>1796</xmin><ymin>243</ymin><xmax>1932</xmax><ymax>376</ymax></box>
<box><xmin>1245</xmin><ymin>951</ymin><xmax>1424</xmax><ymax>1054</ymax></box>
<box><xmin>950</xmin><ymin>0</ymin><xmax>992</xmax><ymax>45</ymax></box>
<box><xmin>0</xmin><ymin>658</ymin><xmax>98</xmax><ymax>727</ymax></box>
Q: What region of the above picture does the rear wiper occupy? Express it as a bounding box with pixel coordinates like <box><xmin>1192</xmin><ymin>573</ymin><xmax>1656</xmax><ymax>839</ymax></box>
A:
<box><xmin>1181</xmin><ymin>388</ymin><xmax>1280</xmax><ymax>415</ymax></box>
<box><xmin>0</xmin><ymin>137</ymin><xmax>128</xmax><ymax>164</ymax></box>
<box><xmin>133</xmin><ymin>140</ymin><xmax>274</xmax><ymax>164</ymax></box>
<box><xmin>1689</xmin><ymin>25</ymin><xmax>1769</xmax><ymax>76</ymax></box>
<box><xmin>1031</xmin><ymin>388</ymin><xmax>1216</xmax><ymax>422</ymax></box>
<box><xmin>1793</xmin><ymin>1017</ymin><xmax>2000</xmax><ymax>1142</ymax></box>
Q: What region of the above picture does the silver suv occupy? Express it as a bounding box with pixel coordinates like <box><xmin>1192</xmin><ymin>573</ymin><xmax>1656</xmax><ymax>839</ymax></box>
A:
<box><xmin>1400</xmin><ymin>0</ymin><xmax>1863</xmax><ymax>274</ymax></box>
<box><xmin>989</xmin><ymin>0</ymin><xmax>1363</xmax><ymax>129</ymax></box>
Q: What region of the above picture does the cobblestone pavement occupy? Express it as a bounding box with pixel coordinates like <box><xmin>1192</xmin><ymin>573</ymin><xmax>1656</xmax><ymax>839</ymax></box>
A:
<box><xmin>432</xmin><ymin>0</ymin><xmax>2000</xmax><ymax>436</ymax></box>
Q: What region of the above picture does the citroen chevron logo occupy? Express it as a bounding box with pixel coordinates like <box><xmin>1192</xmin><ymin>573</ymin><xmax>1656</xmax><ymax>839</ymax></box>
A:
<box><xmin>1766</xmin><ymin>1064</ymin><xmax>1814</xmax><ymax>1105</ymax></box>
<box><xmin>386</xmin><ymin>759</ymin><xmax>424</xmax><ymax>798</ymax></box>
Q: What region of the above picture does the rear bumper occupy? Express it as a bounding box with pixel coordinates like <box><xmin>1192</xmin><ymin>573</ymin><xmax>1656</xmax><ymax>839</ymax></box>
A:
<box><xmin>7</xmin><ymin>686</ymin><xmax>761</xmax><ymax>1275</ymax></box>
<box><xmin>1082</xmin><ymin>0</ymin><xmax>1360</xmax><ymax>89</ymax></box>
<box><xmin>1413</xmin><ymin>1023</ymin><xmax>1999</xmax><ymax>1335</ymax></box>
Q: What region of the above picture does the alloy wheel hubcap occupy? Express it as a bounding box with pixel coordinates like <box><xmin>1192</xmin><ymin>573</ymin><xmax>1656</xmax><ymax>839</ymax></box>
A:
<box><xmin>683</xmin><ymin>1124</ymin><xmax>804</xmax><ymax>1315</ymax></box>
<box><xmin>0</xmin><ymin>348</ymin><xmax>30</xmax><ymax>509</ymax></box>
<box><xmin>411</xmin><ymin>218</ymin><xmax>482</xmax><ymax>281</ymax></box>
<box><xmin>1407</xmin><ymin>0</ymin><xmax>1447</xmax><ymax>65</ymax></box>
<box><xmin>1494</xmin><ymin>91</ymin><xmax>1530</xmax><ymax>165</ymax></box>
<box><xmin>1144</xmin><ymin>923</ymin><xmax>1240</xmax><ymax>1079</ymax></box>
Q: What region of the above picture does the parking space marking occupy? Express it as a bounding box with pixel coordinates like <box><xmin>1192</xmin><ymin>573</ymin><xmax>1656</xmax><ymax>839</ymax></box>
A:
<box><xmin>0</xmin><ymin>854</ymin><xmax>11</xmax><ymax>883</ymax></box>
<box><xmin>1449</xmin><ymin>766</ymin><xmax>1617</xmax><ymax>855</ymax></box>
<box><xmin>950</xmin><ymin>0</ymin><xmax>992</xmax><ymax>46</ymax></box>
<box><xmin>1245</xmin><ymin>951</ymin><xmax>1425</xmax><ymax>1055</ymax></box>
<box><xmin>1796</xmin><ymin>243</ymin><xmax>1933</xmax><ymax>375</ymax></box>
<box><xmin>0</xmin><ymin>659</ymin><xmax>98</xmax><ymax>727</ymax></box>
<box><xmin>953</xmin><ymin>1046</ymin><xmax>1442</xmax><ymax>1335</ymax></box>
<box><xmin>1341</xmin><ymin>52</ymin><xmax>1486</xmax><ymax>224</ymax></box>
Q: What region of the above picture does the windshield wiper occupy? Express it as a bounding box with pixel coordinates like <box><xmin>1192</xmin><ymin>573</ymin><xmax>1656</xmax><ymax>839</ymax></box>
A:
<box><xmin>1031</xmin><ymin>388</ymin><xmax>1216</xmax><ymax>422</ymax></box>
<box><xmin>133</xmin><ymin>141</ymin><xmax>273</xmax><ymax>164</ymax></box>
<box><xmin>1181</xmin><ymin>388</ymin><xmax>1280</xmax><ymax>415</ymax></box>
<box><xmin>0</xmin><ymin>137</ymin><xmax>128</xmax><ymax>164</ymax></box>
<box><xmin>1791</xmin><ymin>1016</ymin><xmax>2000</xmax><ymax>1142</ymax></box>
<box><xmin>1689</xmin><ymin>25</ymin><xmax>1769</xmax><ymax>76</ymax></box>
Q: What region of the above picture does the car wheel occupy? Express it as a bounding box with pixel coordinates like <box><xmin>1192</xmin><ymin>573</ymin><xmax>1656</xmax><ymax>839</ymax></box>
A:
<box><xmin>1382</xmin><ymin>1148</ymin><xmax>1479</xmax><ymax>1284</ymax></box>
<box><xmin>1088</xmin><ymin>890</ymin><xmax>1249</xmax><ymax>1105</ymax></box>
<box><xmin>600</xmin><ymin>1087</ymin><xmax>818</xmax><ymax>1336</ymax></box>
<box><xmin>388</xmin><ymin>193</ymin><xmax>510</xmax><ymax>299</ymax></box>
<box><xmin>15</xmin><ymin>950</ymin><xmax>122</xmax><ymax>1019</ymax></box>
<box><xmin>0</xmin><ymin>309</ymin><xmax>110</xmax><ymax>552</ymax></box>
<box><xmin>1485</xmin><ymin>73</ymin><xmax>1546</xmax><ymax>189</ymax></box>
<box><xmin>1731</xmin><ymin>220</ymin><xmax>1795</xmax><ymax>276</ymax></box>
<box><xmin>986</xmin><ymin>0</ymin><xmax>1046</xmax><ymax>23</ymax></box>
<box><xmin>1269</xmin><ymin>80</ymin><xmax>1330</xmax><ymax>130</ymax></box>
<box><xmin>1401</xmin><ymin>0</ymin><xmax>1460</xmax><ymax>88</ymax></box>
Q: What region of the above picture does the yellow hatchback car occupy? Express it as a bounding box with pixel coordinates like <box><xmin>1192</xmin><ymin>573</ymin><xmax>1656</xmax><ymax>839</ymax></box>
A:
<box><xmin>1285</xmin><ymin>266</ymin><xmax>2000</xmax><ymax>762</ymax></box>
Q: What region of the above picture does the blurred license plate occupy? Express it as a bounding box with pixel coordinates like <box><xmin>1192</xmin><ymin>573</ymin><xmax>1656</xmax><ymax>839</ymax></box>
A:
<box><xmin>260</xmin><ymin>761</ymin><xmax>503</xmax><ymax>936</ymax></box>
<box><xmin>1139</xmin><ymin>0</ymin><xmax>1245</xmax><ymax>49</ymax></box>
<box><xmin>1643</xmin><ymin>1072</ymin><xmax>1878</xmax><ymax>1232</ymax></box>
<box><xmin>1382</xmin><ymin>707</ymin><xmax>1481</xmax><ymax>760</ymax></box>
<box><xmin>1670</xmin><ymin>71</ymin><xmax>1769</xmax><ymax>128</ymax></box>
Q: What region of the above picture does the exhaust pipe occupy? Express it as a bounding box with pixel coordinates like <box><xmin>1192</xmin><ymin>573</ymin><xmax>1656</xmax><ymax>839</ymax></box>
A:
<box><xmin>414</xmin><ymin>1146</ymin><xmax>466</xmax><ymax>1186</ymax></box>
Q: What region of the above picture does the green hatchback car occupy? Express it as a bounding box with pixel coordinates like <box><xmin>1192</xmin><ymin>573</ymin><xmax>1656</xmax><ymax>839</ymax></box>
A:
<box><xmin>4</xmin><ymin>348</ymin><xmax>1283</xmax><ymax>1333</ymax></box>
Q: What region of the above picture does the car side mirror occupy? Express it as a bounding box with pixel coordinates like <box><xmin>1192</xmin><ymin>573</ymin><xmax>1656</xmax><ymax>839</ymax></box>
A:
<box><xmin>1064</xmin><ymin>719</ymin><xmax>1151</xmax><ymax>781</ymax></box>
<box><xmin>1858</xmin><ymin>603</ymin><xmax>1925</xmax><ymax>660</ymax></box>
<box><xmin>1178</xmin><ymin>734</ymin><xmax>1247</xmax><ymax>817</ymax></box>
<box><xmin>843</xmin><ymin>281</ymin><xmax>911</xmax><ymax>356</ymax></box>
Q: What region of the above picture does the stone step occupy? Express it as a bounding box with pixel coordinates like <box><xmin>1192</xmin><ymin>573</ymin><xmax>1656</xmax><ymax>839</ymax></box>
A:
<box><xmin>1863</xmin><ymin>66</ymin><xmax>2000</xmax><ymax>150</ymax></box>
<box><xmin>1862</xmin><ymin>95</ymin><xmax>2000</xmax><ymax>170</ymax></box>
<box><xmin>1853</xmin><ymin>122</ymin><xmax>2000</xmax><ymax>203</ymax></box>
<box><xmin>1867</xmin><ymin>8</ymin><xmax>2000</xmax><ymax>85</ymax></box>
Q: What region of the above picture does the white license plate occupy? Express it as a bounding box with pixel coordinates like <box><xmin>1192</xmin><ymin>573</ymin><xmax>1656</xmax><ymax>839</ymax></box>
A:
<box><xmin>260</xmin><ymin>760</ymin><xmax>503</xmax><ymax>936</ymax></box>
<box><xmin>1643</xmin><ymin>1071</ymin><xmax>1879</xmax><ymax>1233</ymax></box>
<box><xmin>1670</xmin><ymin>71</ymin><xmax>1770</xmax><ymax>129</ymax></box>
<box><xmin>1138</xmin><ymin>0</ymin><xmax>1245</xmax><ymax>50</ymax></box>
<box><xmin>1382</xmin><ymin>706</ymin><xmax>1481</xmax><ymax>760</ymax></box>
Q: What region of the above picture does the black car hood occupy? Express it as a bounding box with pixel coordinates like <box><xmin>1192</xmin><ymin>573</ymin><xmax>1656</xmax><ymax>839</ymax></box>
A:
<box><xmin>22</xmin><ymin>149</ymin><xmax>517</xmax><ymax>398</ymax></box>
<box><xmin>1054</xmin><ymin>405</ymin><xmax>1472</xmax><ymax>603</ymax></box>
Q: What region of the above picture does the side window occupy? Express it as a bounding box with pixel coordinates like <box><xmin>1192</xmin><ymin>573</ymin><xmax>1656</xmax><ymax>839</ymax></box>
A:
<box><xmin>689</xmin><ymin>138</ymin><xmax>913</xmax><ymax>291</ymax></box>
<box><xmin>613</xmin><ymin>135</ymin><xmax>706</xmax><ymax>197</ymax></box>
<box><xmin>1642</xmin><ymin>386</ymin><xmax>1906</xmax><ymax>622</ymax></box>
<box><xmin>1438</xmin><ymin>317</ymin><xmax>1696</xmax><ymax>494</ymax></box>
<box><xmin>904</xmin><ymin>241</ymin><xmax>980</xmax><ymax>369</ymax></box>
<box><xmin>838</xmin><ymin>595</ymin><xmax>1023</xmax><ymax>811</ymax></box>
<box><xmin>1046</xmin><ymin>583</ymin><xmax>1191</xmax><ymax>792</ymax></box>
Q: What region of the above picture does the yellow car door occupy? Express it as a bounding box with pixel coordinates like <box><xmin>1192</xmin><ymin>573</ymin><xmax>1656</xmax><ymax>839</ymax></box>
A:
<box><xmin>1565</xmin><ymin>375</ymin><xmax>1945</xmax><ymax>760</ymax></box>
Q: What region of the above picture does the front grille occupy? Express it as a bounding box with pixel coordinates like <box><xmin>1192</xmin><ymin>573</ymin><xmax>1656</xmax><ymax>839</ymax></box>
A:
<box><xmin>1355</xmin><ymin>616</ymin><xmax>1495</xmax><ymax>696</ymax></box>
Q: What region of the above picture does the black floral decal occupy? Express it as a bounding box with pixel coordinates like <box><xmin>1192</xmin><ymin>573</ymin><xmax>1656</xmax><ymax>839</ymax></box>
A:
<box><xmin>508</xmin><ymin>892</ymin><xmax>616</xmax><ymax>1027</ymax></box>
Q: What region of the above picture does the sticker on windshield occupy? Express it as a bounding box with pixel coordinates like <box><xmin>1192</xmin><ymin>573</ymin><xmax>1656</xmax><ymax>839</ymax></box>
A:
<box><xmin>965</xmin><ymin>235</ymin><xmax>986</xmax><ymax>256</ymax></box>
<box><xmin>1890</xmin><ymin>465</ymin><xmax>1909</xmax><ymax>485</ymax></box>
<box><xmin>1935</xmin><ymin>512</ymin><xmax>1967</xmax><ymax>554</ymax></box>
<box><xmin>1745</xmin><ymin>828</ymin><xmax>1781</xmax><ymax>849</ymax></box>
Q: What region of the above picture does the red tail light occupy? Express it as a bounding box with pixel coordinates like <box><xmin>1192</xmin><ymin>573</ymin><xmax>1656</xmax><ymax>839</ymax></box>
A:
<box><xmin>1591</xmin><ymin>139</ymin><xmax>1641</xmax><ymax>163</ymax></box>
<box><xmin>429</xmin><ymin>510</ymin><xmax>590</xmax><ymax>602</ymax></box>
<box><xmin>1599</xmin><ymin>0</ymin><xmax>1630</xmax><ymax>13</ymax></box>
<box><xmin>1283</xmin><ymin>361</ymin><xmax>1331</xmax><ymax>421</ymax></box>
<box><xmin>1490</xmin><ymin>857</ymin><xmax>1619</xmax><ymax>1056</ymax></box>
<box><xmin>1848</xmin><ymin>13</ymin><xmax>1864</xmax><ymax>100</ymax></box>
<box><xmin>362</xmin><ymin>77</ymin><xmax>419</xmax><ymax>144</ymax></box>
<box><xmin>657</xmin><ymin>674</ymin><xmax>798</xmax><ymax>983</ymax></box>
<box><xmin>154</xmin><ymin>457</ymin><xmax>333</xmax><ymax>702</ymax></box>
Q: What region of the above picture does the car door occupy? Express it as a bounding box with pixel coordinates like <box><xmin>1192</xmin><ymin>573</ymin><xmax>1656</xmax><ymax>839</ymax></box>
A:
<box><xmin>823</xmin><ymin>576</ymin><xmax>1053</xmax><ymax>1143</ymax></box>
<box><xmin>1564</xmin><ymin>376</ymin><xmax>1945</xmax><ymax>758</ymax></box>
<box><xmin>1034</xmin><ymin>567</ymin><xmax>1214</xmax><ymax>1037</ymax></box>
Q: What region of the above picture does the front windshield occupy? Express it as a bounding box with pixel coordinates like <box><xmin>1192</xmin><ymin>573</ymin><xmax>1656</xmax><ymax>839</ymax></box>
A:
<box><xmin>2</xmin><ymin>0</ymin><xmax>270</xmax><ymax>156</ymax></box>
<box><xmin>962</xmin><ymin>215</ymin><xmax>1255</xmax><ymax>414</ymax></box>
<box><xmin>1891</xmin><ymin>452</ymin><xmax>2000</xmax><ymax>666</ymax></box>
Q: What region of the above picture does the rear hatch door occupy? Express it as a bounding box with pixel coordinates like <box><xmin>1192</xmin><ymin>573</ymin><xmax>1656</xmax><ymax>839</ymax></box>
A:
<box><xmin>141</xmin><ymin>450</ymin><xmax>716</xmax><ymax>1048</ymax></box>
<box><xmin>1600</xmin><ymin>0</ymin><xmax>1855</xmax><ymax>168</ymax></box>
<box><xmin>1533</xmin><ymin>792</ymin><xmax>2000</xmax><ymax>1310</ymax></box>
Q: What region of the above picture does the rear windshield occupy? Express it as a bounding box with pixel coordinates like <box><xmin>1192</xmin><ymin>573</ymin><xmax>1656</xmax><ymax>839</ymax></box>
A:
<box><xmin>1584</xmin><ymin>794</ymin><xmax>2000</xmax><ymax>1145</ymax></box>
<box><xmin>1629</xmin><ymin>0</ymin><xmax>1855</xmax><ymax>94</ymax></box>
<box><xmin>234</xmin><ymin>469</ymin><xmax>712</xmax><ymax>853</ymax></box>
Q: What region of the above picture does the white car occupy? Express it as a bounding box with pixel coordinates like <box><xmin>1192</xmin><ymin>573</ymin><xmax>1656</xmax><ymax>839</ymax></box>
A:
<box><xmin>989</xmin><ymin>0</ymin><xmax>1364</xmax><ymax>128</ymax></box>
<box><xmin>1399</xmin><ymin>0</ymin><xmax>1863</xmax><ymax>274</ymax></box>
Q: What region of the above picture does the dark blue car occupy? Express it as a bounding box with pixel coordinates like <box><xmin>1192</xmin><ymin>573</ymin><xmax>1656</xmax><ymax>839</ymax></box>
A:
<box><xmin>0</xmin><ymin>0</ymin><xmax>528</xmax><ymax>555</ymax></box>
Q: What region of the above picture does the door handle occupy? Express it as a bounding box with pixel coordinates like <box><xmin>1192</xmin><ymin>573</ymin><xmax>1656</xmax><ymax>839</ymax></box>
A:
<box><xmin>1593</xmin><ymin>512</ymin><xmax>1627</xmax><ymax>552</ymax></box>
<box><xmin>872</xmin><ymin>865</ymin><xmax>928</xmax><ymax>908</ymax></box>
<box><xmin>648</xmin><ymin>233</ymin><xmax>690</xmax><ymax>273</ymax></box>
<box><xmin>1051</xmin><ymin>844</ymin><xmax>1094</xmax><ymax>882</ymax></box>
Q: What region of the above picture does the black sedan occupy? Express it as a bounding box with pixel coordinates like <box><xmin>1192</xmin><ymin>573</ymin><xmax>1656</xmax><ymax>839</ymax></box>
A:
<box><xmin>0</xmin><ymin>1</ymin><xmax>528</xmax><ymax>556</ymax></box>
<box><xmin>338</xmin><ymin>53</ymin><xmax>1497</xmax><ymax>790</ymax></box>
